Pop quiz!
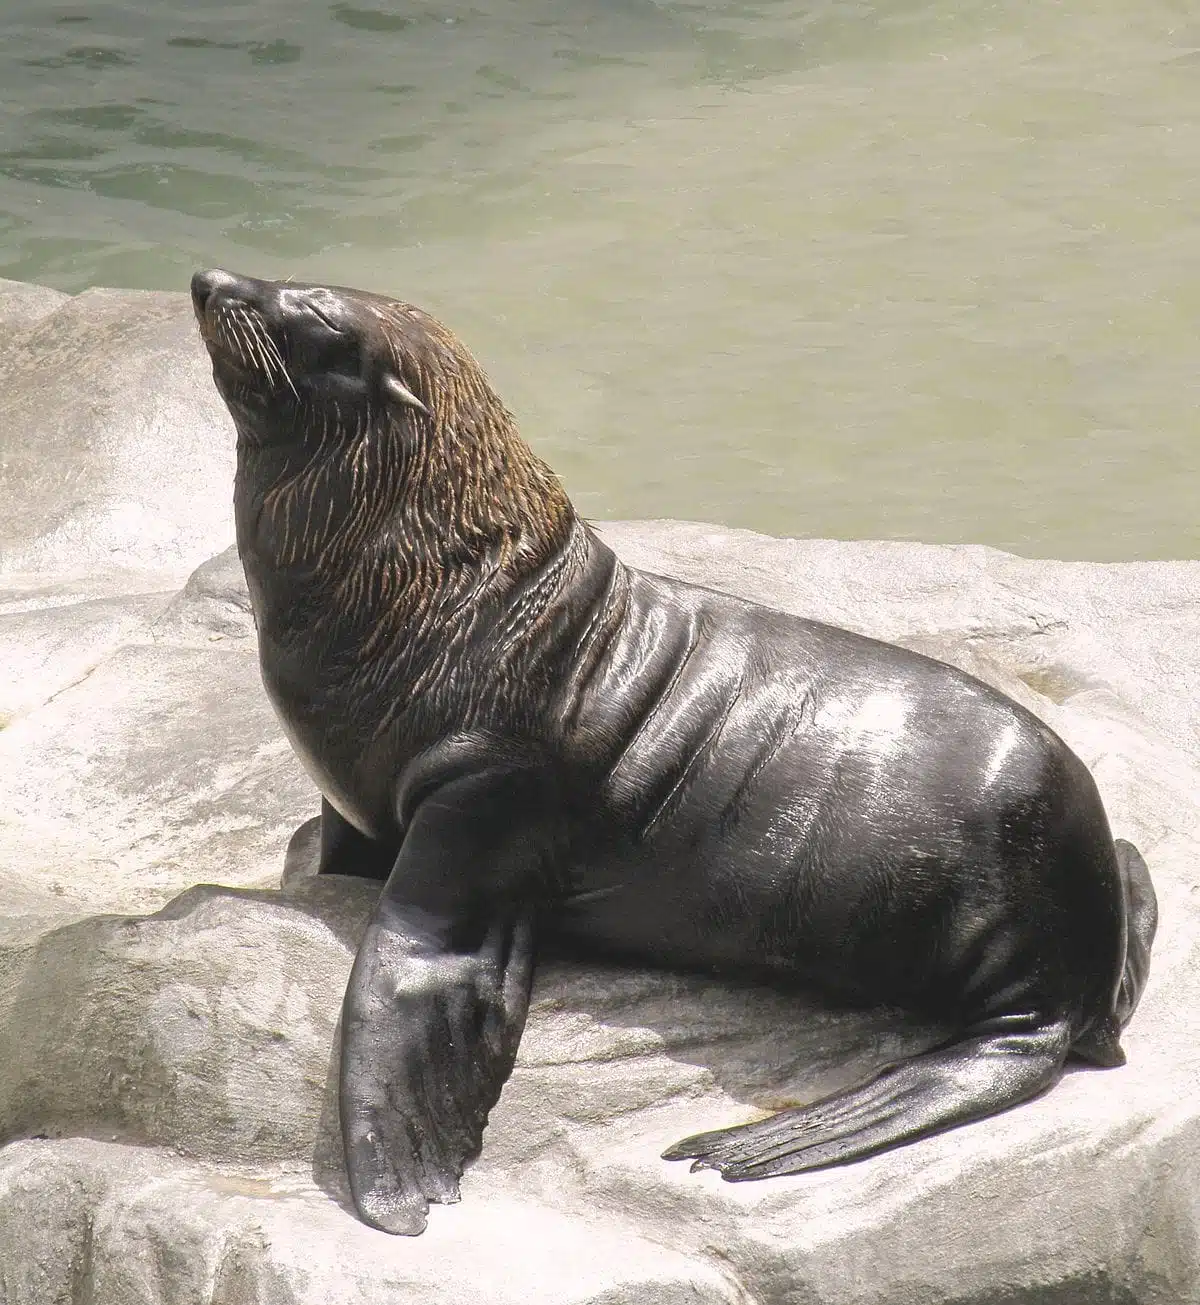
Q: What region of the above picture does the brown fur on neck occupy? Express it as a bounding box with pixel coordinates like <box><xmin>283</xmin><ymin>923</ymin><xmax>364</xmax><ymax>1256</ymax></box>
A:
<box><xmin>241</xmin><ymin>298</ymin><xmax>578</xmax><ymax>626</ymax></box>
<box><xmin>375</xmin><ymin>301</ymin><xmax>575</xmax><ymax>584</ymax></box>
<box><xmin>231</xmin><ymin>293</ymin><xmax>588</xmax><ymax>740</ymax></box>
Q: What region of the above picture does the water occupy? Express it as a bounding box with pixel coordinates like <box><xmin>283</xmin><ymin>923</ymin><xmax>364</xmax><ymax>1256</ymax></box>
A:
<box><xmin>1</xmin><ymin>0</ymin><xmax>1196</xmax><ymax>560</ymax></box>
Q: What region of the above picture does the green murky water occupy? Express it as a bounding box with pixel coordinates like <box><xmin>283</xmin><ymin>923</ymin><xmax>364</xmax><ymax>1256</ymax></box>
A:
<box><xmin>1</xmin><ymin>0</ymin><xmax>1196</xmax><ymax>558</ymax></box>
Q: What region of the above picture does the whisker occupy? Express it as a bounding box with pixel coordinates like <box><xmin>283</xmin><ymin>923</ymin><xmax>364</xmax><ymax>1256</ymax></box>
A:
<box><xmin>236</xmin><ymin>308</ymin><xmax>274</xmax><ymax>382</ymax></box>
<box><xmin>227</xmin><ymin>313</ymin><xmax>257</xmax><ymax>372</ymax></box>
<box><xmin>260</xmin><ymin>326</ymin><xmax>301</xmax><ymax>401</ymax></box>
<box><xmin>223</xmin><ymin>309</ymin><xmax>247</xmax><ymax>368</ymax></box>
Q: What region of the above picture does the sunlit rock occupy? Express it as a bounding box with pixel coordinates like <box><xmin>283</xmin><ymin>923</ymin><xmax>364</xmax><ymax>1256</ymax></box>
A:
<box><xmin>1</xmin><ymin>284</ymin><xmax>1198</xmax><ymax>1304</ymax></box>
<box><xmin>0</xmin><ymin>278</ymin><xmax>236</xmax><ymax>584</ymax></box>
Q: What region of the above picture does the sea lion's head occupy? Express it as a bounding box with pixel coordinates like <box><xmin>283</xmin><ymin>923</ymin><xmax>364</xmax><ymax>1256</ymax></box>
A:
<box><xmin>191</xmin><ymin>268</ymin><xmax>434</xmax><ymax>439</ymax></box>
<box><xmin>191</xmin><ymin>269</ymin><xmax>573</xmax><ymax>572</ymax></box>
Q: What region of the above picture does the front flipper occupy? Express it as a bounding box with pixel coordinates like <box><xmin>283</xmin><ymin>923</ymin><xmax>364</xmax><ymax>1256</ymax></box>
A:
<box><xmin>339</xmin><ymin>768</ymin><xmax>548</xmax><ymax>1235</ymax></box>
<box><xmin>664</xmin><ymin>1014</ymin><xmax>1072</xmax><ymax>1181</ymax></box>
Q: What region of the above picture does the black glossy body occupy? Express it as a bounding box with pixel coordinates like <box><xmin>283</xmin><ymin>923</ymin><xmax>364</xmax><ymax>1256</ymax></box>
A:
<box><xmin>192</xmin><ymin>268</ymin><xmax>1157</xmax><ymax>1237</ymax></box>
<box><xmin>558</xmin><ymin>552</ymin><xmax>1116</xmax><ymax>1006</ymax></box>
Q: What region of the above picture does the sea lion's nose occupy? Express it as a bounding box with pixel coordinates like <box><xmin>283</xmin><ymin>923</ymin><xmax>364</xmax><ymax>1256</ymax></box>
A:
<box><xmin>191</xmin><ymin>268</ymin><xmax>251</xmax><ymax>319</ymax></box>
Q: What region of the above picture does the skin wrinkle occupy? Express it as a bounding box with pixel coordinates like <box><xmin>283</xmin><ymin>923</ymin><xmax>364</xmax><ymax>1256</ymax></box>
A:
<box><xmin>606</xmin><ymin>619</ymin><xmax>702</xmax><ymax>784</ymax></box>
<box><xmin>720</xmin><ymin>688</ymin><xmax>811</xmax><ymax>836</ymax></box>
<box><xmin>559</xmin><ymin>562</ymin><xmax>631</xmax><ymax>739</ymax></box>
<box><xmin>643</xmin><ymin>669</ymin><xmax>746</xmax><ymax>839</ymax></box>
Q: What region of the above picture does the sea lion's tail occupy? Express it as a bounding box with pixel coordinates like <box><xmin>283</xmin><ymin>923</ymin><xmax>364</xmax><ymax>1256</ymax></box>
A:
<box><xmin>1113</xmin><ymin>839</ymin><xmax>1157</xmax><ymax>1026</ymax></box>
<box><xmin>1071</xmin><ymin>837</ymin><xmax>1158</xmax><ymax>1067</ymax></box>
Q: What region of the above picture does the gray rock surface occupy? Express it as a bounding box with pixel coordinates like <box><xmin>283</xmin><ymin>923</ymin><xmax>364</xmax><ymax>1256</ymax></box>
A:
<box><xmin>0</xmin><ymin>276</ymin><xmax>236</xmax><ymax>585</ymax></box>
<box><xmin>1</xmin><ymin>283</ymin><xmax>1198</xmax><ymax>1304</ymax></box>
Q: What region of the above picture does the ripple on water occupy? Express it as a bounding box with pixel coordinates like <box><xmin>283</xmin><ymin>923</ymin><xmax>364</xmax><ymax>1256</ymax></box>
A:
<box><xmin>0</xmin><ymin>0</ymin><xmax>1196</xmax><ymax>559</ymax></box>
<box><xmin>23</xmin><ymin>45</ymin><xmax>133</xmax><ymax>70</ymax></box>
<box><xmin>331</xmin><ymin>5</ymin><xmax>415</xmax><ymax>34</ymax></box>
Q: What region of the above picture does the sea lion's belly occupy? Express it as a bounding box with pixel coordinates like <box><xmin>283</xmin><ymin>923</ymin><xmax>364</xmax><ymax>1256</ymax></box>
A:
<box><xmin>554</xmin><ymin>570</ymin><xmax>1073</xmax><ymax>1007</ymax></box>
<box><xmin>556</xmin><ymin>736</ymin><xmax>967</xmax><ymax>1001</ymax></box>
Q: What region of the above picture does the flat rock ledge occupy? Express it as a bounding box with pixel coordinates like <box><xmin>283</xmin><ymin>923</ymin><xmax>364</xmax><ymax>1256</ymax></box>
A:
<box><xmin>1</xmin><ymin>279</ymin><xmax>1199</xmax><ymax>1305</ymax></box>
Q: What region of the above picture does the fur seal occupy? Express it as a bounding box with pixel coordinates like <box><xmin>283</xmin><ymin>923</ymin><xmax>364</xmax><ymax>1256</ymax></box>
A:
<box><xmin>191</xmin><ymin>267</ymin><xmax>1158</xmax><ymax>1237</ymax></box>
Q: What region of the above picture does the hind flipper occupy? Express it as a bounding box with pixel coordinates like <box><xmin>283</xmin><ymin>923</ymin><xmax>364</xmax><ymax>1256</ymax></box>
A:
<box><xmin>663</xmin><ymin>1015</ymin><xmax>1071</xmax><ymax>1181</ymax></box>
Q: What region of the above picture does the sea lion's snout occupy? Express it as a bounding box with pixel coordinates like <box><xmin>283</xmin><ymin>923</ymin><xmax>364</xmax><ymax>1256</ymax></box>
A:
<box><xmin>190</xmin><ymin>267</ymin><xmax>257</xmax><ymax>325</ymax></box>
<box><xmin>190</xmin><ymin>267</ymin><xmax>308</xmax><ymax>422</ymax></box>
<box><xmin>190</xmin><ymin>268</ymin><xmax>218</xmax><ymax>318</ymax></box>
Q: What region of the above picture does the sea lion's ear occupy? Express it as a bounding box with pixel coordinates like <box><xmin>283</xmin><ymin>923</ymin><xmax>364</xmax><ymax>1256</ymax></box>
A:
<box><xmin>383</xmin><ymin>372</ymin><xmax>430</xmax><ymax>417</ymax></box>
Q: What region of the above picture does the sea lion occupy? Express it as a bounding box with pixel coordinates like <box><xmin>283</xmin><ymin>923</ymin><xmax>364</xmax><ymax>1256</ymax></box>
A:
<box><xmin>191</xmin><ymin>267</ymin><xmax>1158</xmax><ymax>1237</ymax></box>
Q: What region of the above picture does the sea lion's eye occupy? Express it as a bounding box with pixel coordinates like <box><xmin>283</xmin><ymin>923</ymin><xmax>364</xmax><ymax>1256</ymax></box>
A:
<box><xmin>298</xmin><ymin>298</ymin><xmax>362</xmax><ymax>376</ymax></box>
<box><xmin>305</xmin><ymin>301</ymin><xmax>345</xmax><ymax>335</ymax></box>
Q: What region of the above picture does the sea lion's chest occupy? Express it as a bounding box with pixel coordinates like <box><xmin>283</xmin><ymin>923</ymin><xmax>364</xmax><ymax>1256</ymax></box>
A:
<box><xmin>249</xmin><ymin>586</ymin><xmax>420</xmax><ymax>839</ymax></box>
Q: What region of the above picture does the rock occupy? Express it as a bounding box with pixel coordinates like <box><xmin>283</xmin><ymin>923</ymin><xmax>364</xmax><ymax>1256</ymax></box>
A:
<box><xmin>1</xmin><ymin>283</ymin><xmax>1198</xmax><ymax>1303</ymax></box>
<box><xmin>0</xmin><ymin>1139</ymin><xmax>739</xmax><ymax>1305</ymax></box>
<box><xmin>0</xmin><ymin>280</ymin><xmax>236</xmax><ymax>586</ymax></box>
<box><xmin>0</xmin><ymin>277</ymin><xmax>69</xmax><ymax>333</ymax></box>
